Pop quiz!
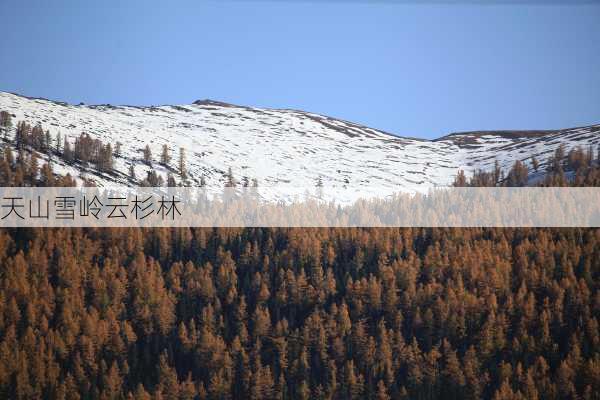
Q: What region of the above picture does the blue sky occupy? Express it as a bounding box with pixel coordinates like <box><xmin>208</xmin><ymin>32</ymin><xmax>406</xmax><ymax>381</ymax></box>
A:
<box><xmin>0</xmin><ymin>1</ymin><xmax>598</xmax><ymax>139</ymax></box>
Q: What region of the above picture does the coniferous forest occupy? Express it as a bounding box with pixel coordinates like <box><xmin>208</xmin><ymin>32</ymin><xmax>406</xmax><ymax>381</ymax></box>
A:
<box><xmin>1</xmin><ymin>225</ymin><xmax>599</xmax><ymax>399</ymax></box>
<box><xmin>0</xmin><ymin>122</ymin><xmax>599</xmax><ymax>399</ymax></box>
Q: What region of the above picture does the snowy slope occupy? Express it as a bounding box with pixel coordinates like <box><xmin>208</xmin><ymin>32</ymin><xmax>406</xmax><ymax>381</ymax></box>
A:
<box><xmin>0</xmin><ymin>91</ymin><xmax>598</xmax><ymax>201</ymax></box>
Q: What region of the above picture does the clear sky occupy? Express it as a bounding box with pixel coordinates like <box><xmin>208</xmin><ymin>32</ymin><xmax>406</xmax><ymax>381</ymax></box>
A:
<box><xmin>0</xmin><ymin>0</ymin><xmax>598</xmax><ymax>139</ymax></box>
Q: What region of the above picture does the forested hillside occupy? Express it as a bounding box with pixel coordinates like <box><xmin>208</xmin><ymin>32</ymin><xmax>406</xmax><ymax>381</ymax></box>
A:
<box><xmin>0</xmin><ymin>120</ymin><xmax>599</xmax><ymax>399</ymax></box>
<box><xmin>0</xmin><ymin>224</ymin><xmax>599</xmax><ymax>400</ymax></box>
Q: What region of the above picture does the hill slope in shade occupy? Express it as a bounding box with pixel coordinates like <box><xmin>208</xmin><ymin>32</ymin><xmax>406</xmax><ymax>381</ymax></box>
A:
<box><xmin>0</xmin><ymin>91</ymin><xmax>598</xmax><ymax>201</ymax></box>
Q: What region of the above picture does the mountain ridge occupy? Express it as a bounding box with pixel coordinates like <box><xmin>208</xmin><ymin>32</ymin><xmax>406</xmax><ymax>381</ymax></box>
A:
<box><xmin>1</xmin><ymin>91</ymin><xmax>598</xmax><ymax>201</ymax></box>
<box><xmin>5</xmin><ymin>91</ymin><xmax>596</xmax><ymax>142</ymax></box>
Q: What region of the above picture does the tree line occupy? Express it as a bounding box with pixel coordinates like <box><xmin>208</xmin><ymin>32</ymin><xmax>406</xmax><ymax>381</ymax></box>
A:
<box><xmin>454</xmin><ymin>144</ymin><xmax>600</xmax><ymax>187</ymax></box>
<box><xmin>1</xmin><ymin>113</ymin><xmax>266</xmax><ymax>189</ymax></box>
<box><xmin>0</xmin><ymin>155</ymin><xmax>597</xmax><ymax>399</ymax></box>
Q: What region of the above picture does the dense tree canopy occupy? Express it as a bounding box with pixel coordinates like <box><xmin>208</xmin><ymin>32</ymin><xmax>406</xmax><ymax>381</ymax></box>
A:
<box><xmin>0</xmin><ymin>224</ymin><xmax>598</xmax><ymax>399</ymax></box>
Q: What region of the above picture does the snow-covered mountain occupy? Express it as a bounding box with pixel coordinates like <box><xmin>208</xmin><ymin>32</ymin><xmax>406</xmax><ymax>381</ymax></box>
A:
<box><xmin>0</xmin><ymin>91</ymin><xmax>598</xmax><ymax>201</ymax></box>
